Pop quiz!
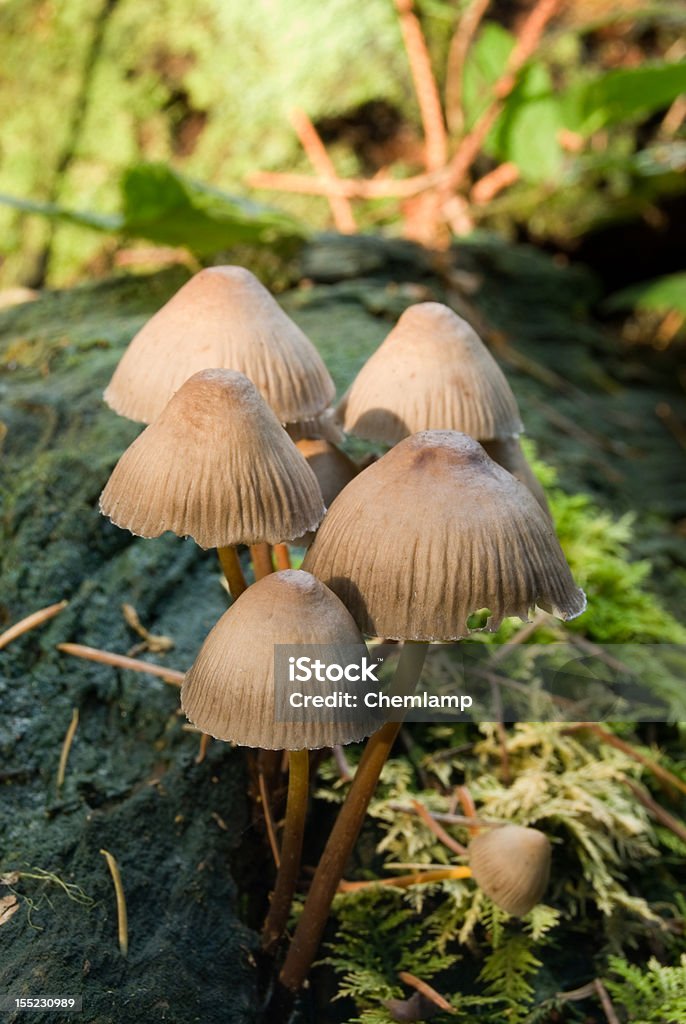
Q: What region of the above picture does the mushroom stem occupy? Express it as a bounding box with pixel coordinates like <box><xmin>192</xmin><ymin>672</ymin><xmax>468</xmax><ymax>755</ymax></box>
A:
<box><xmin>279</xmin><ymin>641</ymin><xmax>428</xmax><ymax>992</ymax></box>
<box><xmin>273</xmin><ymin>543</ymin><xmax>292</xmax><ymax>570</ymax></box>
<box><xmin>262</xmin><ymin>748</ymin><xmax>310</xmax><ymax>953</ymax></box>
<box><xmin>217</xmin><ymin>546</ymin><xmax>248</xmax><ymax>598</ymax></box>
<box><xmin>250</xmin><ymin>542</ymin><xmax>275</xmax><ymax>580</ymax></box>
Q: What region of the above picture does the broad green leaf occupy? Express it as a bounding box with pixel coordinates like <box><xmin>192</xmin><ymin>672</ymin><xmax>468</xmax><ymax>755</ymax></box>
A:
<box><xmin>605</xmin><ymin>273</ymin><xmax>686</xmax><ymax>315</ymax></box>
<box><xmin>120</xmin><ymin>163</ymin><xmax>307</xmax><ymax>252</ymax></box>
<box><xmin>492</xmin><ymin>63</ymin><xmax>564</xmax><ymax>182</ymax></box>
<box><xmin>562</xmin><ymin>62</ymin><xmax>686</xmax><ymax>136</ymax></box>
<box><xmin>0</xmin><ymin>164</ymin><xmax>307</xmax><ymax>255</ymax></box>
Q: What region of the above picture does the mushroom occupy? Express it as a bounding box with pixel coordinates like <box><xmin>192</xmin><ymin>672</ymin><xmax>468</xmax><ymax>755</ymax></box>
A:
<box><xmin>104</xmin><ymin>265</ymin><xmax>335</xmax><ymax>426</ymax></box>
<box><xmin>338</xmin><ymin>302</ymin><xmax>522</xmax><ymax>446</ymax></box>
<box><xmin>482</xmin><ymin>438</ymin><xmax>549</xmax><ymax>515</ymax></box>
<box><xmin>302</xmin><ymin>431</ymin><xmax>585</xmax><ymax>639</ymax></box>
<box><xmin>286</xmin><ymin>407</ymin><xmax>344</xmax><ymax>444</ymax></box>
<box><xmin>99</xmin><ymin>369</ymin><xmax>325</xmax><ymax>595</ymax></box>
<box><xmin>295</xmin><ymin>439</ymin><xmax>359</xmax><ymax>510</ymax></box>
<box><xmin>279</xmin><ymin>431</ymin><xmax>584</xmax><ymax>991</ymax></box>
<box><xmin>337</xmin><ymin>302</ymin><xmax>549</xmax><ymax>513</ymax></box>
<box><xmin>468</xmin><ymin>824</ymin><xmax>551</xmax><ymax>917</ymax></box>
<box><xmin>181</xmin><ymin>569</ymin><xmax>379</xmax><ymax>950</ymax></box>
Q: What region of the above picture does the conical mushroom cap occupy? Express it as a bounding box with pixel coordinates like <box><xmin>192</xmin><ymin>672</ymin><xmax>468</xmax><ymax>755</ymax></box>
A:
<box><xmin>104</xmin><ymin>265</ymin><xmax>335</xmax><ymax>424</ymax></box>
<box><xmin>181</xmin><ymin>570</ymin><xmax>380</xmax><ymax>749</ymax></box>
<box><xmin>295</xmin><ymin>439</ymin><xmax>359</xmax><ymax>509</ymax></box>
<box><xmin>99</xmin><ymin>369</ymin><xmax>325</xmax><ymax>548</ymax></box>
<box><xmin>482</xmin><ymin>437</ymin><xmax>551</xmax><ymax>518</ymax></box>
<box><xmin>469</xmin><ymin>824</ymin><xmax>551</xmax><ymax>917</ymax></box>
<box><xmin>302</xmin><ymin>431</ymin><xmax>586</xmax><ymax>639</ymax></box>
<box><xmin>338</xmin><ymin>303</ymin><xmax>523</xmax><ymax>444</ymax></box>
<box><xmin>286</xmin><ymin>407</ymin><xmax>345</xmax><ymax>444</ymax></box>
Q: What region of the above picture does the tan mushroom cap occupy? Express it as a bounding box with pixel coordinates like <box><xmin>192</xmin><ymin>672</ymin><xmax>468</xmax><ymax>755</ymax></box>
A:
<box><xmin>338</xmin><ymin>302</ymin><xmax>523</xmax><ymax>445</ymax></box>
<box><xmin>295</xmin><ymin>439</ymin><xmax>359</xmax><ymax>509</ymax></box>
<box><xmin>99</xmin><ymin>369</ymin><xmax>325</xmax><ymax>548</ymax></box>
<box><xmin>104</xmin><ymin>265</ymin><xmax>335</xmax><ymax>425</ymax></box>
<box><xmin>286</xmin><ymin>407</ymin><xmax>344</xmax><ymax>445</ymax></box>
<box><xmin>302</xmin><ymin>431</ymin><xmax>586</xmax><ymax>640</ymax></box>
<box><xmin>469</xmin><ymin>824</ymin><xmax>551</xmax><ymax>917</ymax></box>
<box><xmin>482</xmin><ymin>437</ymin><xmax>551</xmax><ymax>517</ymax></box>
<box><xmin>181</xmin><ymin>570</ymin><xmax>380</xmax><ymax>750</ymax></box>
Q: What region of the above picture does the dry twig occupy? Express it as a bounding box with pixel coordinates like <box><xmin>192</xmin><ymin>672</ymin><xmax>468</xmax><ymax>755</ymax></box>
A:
<box><xmin>394</xmin><ymin>0</ymin><xmax>447</xmax><ymax>170</ymax></box>
<box><xmin>0</xmin><ymin>600</ymin><xmax>68</xmax><ymax>651</ymax></box>
<box><xmin>57</xmin><ymin>642</ymin><xmax>184</xmax><ymax>686</ymax></box>
<box><xmin>56</xmin><ymin>708</ymin><xmax>79</xmax><ymax>794</ymax></box>
<box><xmin>445</xmin><ymin>0</ymin><xmax>491</xmax><ymax>134</ymax></box>
<box><xmin>100</xmin><ymin>849</ymin><xmax>128</xmax><ymax>957</ymax></box>
<box><xmin>398</xmin><ymin>971</ymin><xmax>457</xmax><ymax>1014</ymax></box>
<box><xmin>411</xmin><ymin>799</ymin><xmax>468</xmax><ymax>856</ymax></box>
<box><xmin>290</xmin><ymin>108</ymin><xmax>357</xmax><ymax>233</ymax></box>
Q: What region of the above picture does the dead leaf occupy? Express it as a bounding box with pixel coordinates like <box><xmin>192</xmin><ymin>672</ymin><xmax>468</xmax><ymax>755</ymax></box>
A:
<box><xmin>0</xmin><ymin>894</ymin><xmax>20</xmax><ymax>926</ymax></box>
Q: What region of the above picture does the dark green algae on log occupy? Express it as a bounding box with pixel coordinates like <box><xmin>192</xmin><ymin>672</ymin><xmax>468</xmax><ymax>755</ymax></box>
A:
<box><xmin>0</xmin><ymin>268</ymin><xmax>259</xmax><ymax>1024</ymax></box>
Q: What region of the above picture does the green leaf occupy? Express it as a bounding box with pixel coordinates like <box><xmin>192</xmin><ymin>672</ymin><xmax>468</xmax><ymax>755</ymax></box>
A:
<box><xmin>119</xmin><ymin>163</ymin><xmax>307</xmax><ymax>253</ymax></box>
<box><xmin>462</xmin><ymin>24</ymin><xmax>563</xmax><ymax>181</ymax></box>
<box><xmin>604</xmin><ymin>273</ymin><xmax>686</xmax><ymax>315</ymax></box>
<box><xmin>562</xmin><ymin>62</ymin><xmax>686</xmax><ymax>136</ymax></box>
<box><xmin>492</xmin><ymin>62</ymin><xmax>564</xmax><ymax>182</ymax></box>
<box><xmin>0</xmin><ymin>163</ymin><xmax>307</xmax><ymax>255</ymax></box>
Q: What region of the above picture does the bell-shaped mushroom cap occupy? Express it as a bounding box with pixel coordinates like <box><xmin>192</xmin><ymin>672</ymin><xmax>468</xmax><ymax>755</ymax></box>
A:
<box><xmin>302</xmin><ymin>431</ymin><xmax>586</xmax><ymax>640</ymax></box>
<box><xmin>482</xmin><ymin>437</ymin><xmax>551</xmax><ymax>518</ymax></box>
<box><xmin>99</xmin><ymin>369</ymin><xmax>325</xmax><ymax>548</ymax></box>
<box><xmin>469</xmin><ymin>824</ymin><xmax>551</xmax><ymax>917</ymax></box>
<box><xmin>181</xmin><ymin>570</ymin><xmax>380</xmax><ymax>749</ymax></box>
<box><xmin>286</xmin><ymin>408</ymin><xmax>344</xmax><ymax>445</ymax></box>
<box><xmin>104</xmin><ymin>265</ymin><xmax>335</xmax><ymax>425</ymax></box>
<box><xmin>295</xmin><ymin>439</ymin><xmax>359</xmax><ymax>509</ymax></box>
<box><xmin>338</xmin><ymin>302</ymin><xmax>523</xmax><ymax>445</ymax></box>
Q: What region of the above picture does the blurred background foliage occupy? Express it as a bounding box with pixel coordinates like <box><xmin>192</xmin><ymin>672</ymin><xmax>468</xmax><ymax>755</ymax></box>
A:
<box><xmin>0</xmin><ymin>0</ymin><xmax>684</xmax><ymax>339</ymax></box>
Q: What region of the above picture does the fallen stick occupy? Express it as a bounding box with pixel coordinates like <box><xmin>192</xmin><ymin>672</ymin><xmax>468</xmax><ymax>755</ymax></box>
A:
<box><xmin>0</xmin><ymin>600</ymin><xmax>68</xmax><ymax>651</ymax></box>
<box><xmin>56</xmin><ymin>643</ymin><xmax>184</xmax><ymax>686</ymax></box>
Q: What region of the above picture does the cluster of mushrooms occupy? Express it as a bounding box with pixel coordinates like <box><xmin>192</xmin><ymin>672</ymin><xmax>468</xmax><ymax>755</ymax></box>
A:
<box><xmin>99</xmin><ymin>265</ymin><xmax>586</xmax><ymax>997</ymax></box>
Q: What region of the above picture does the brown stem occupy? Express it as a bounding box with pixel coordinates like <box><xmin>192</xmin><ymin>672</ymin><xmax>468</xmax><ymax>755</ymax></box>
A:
<box><xmin>394</xmin><ymin>0</ymin><xmax>447</xmax><ymax>170</ymax></box>
<box><xmin>445</xmin><ymin>0</ymin><xmax>491</xmax><ymax>135</ymax></box>
<box><xmin>279</xmin><ymin>641</ymin><xmax>428</xmax><ymax>992</ymax></box>
<box><xmin>273</xmin><ymin>543</ymin><xmax>292</xmax><ymax>571</ymax></box>
<box><xmin>250</xmin><ymin>543</ymin><xmax>274</xmax><ymax>581</ymax></box>
<box><xmin>290</xmin><ymin>108</ymin><xmax>357</xmax><ymax>234</ymax></box>
<box><xmin>262</xmin><ymin>749</ymin><xmax>310</xmax><ymax>953</ymax></box>
<box><xmin>217</xmin><ymin>546</ymin><xmax>247</xmax><ymax>598</ymax></box>
<box><xmin>339</xmin><ymin>865</ymin><xmax>471</xmax><ymax>892</ymax></box>
<box><xmin>410</xmin><ymin>799</ymin><xmax>467</xmax><ymax>856</ymax></box>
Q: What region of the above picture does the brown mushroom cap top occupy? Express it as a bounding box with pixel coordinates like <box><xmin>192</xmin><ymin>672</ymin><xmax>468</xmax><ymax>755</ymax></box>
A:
<box><xmin>338</xmin><ymin>302</ymin><xmax>523</xmax><ymax>444</ymax></box>
<box><xmin>469</xmin><ymin>824</ymin><xmax>551</xmax><ymax>917</ymax></box>
<box><xmin>181</xmin><ymin>570</ymin><xmax>380</xmax><ymax>750</ymax></box>
<box><xmin>104</xmin><ymin>265</ymin><xmax>335</xmax><ymax>425</ymax></box>
<box><xmin>302</xmin><ymin>430</ymin><xmax>586</xmax><ymax>640</ymax></box>
<box><xmin>99</xmin><ymin>369</ymin><xmax>325</xmax><ymax>548</ymax></box>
